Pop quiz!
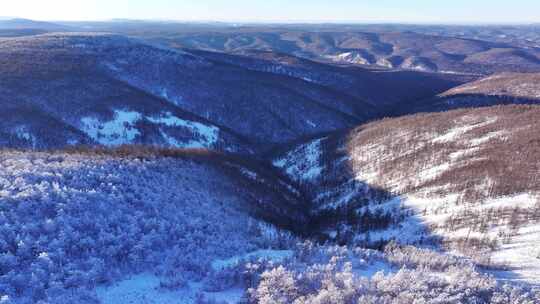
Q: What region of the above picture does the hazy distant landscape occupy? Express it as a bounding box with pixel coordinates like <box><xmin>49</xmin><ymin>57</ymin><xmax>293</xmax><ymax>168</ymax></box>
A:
<box><xmin>1</xmin><ymin>2</ymin><xmax>540</xmax><ymax>302</ymax></box>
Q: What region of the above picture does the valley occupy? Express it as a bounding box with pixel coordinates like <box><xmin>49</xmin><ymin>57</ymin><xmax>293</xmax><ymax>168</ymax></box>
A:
<box><xmin>0</xmin><ymin>18</ymin><xmax>539</xmax><ymax>303</ymax></box>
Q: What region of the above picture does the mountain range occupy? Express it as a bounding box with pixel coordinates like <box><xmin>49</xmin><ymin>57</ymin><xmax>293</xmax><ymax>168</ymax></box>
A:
<box><xmin>0</xmin><ymin>19</ymin><xmax>539</xmax><ymax>303</ymax></box>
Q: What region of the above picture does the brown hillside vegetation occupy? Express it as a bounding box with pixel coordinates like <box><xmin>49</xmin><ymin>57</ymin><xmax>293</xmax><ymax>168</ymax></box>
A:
<box><xmin>274</xmin><ymin>104</ymin><xmax>540</xmax><ymax>282</ymax></box>
<box><xmin>441</xmin><ymin>72</ymin><xmax>540</xmax><ymax>100</ymax></box>
<box><xmin>347</xmin><ymin>104</ymin><xmax>540</xmax><ymax>199</ymax></box>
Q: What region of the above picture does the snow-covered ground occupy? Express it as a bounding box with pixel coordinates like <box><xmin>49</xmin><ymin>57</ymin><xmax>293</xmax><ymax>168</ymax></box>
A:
<box><xmin>97</xmin><ymin>250</ymin><xmax>293</xmax><ymax>304</ymax></box>
<box><xmin>351</xmin><ymin>193</ymin><xmax>540</xmax><ymax>284</ymax></box>
<box><xmin>96</xmin><ymin>240</ymin><xmax>540</xmax><ymax>303</ymax></box>
<box><xmin>273</xmin><ymin>137</ymin><xmax>325</xmax><ymax>183</ymax></box>
<box><xmin>96</xmin><ymin>273</ymin><xmax>244</xmax><ymax>304</ymax></box>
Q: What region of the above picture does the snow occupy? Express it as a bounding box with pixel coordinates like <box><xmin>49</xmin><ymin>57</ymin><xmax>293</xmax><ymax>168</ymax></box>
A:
<box><xmin>0</xmin><ymin>150</ymin><xmax>289</xmax><ymax>303</ymax></box>
<box><xmin>80</xmin><ymin>110</ymin><xmax>219</xmax><ymax>148</ymax></box>
<box><xmin>12</xmin><ymin>126</ymin><xmax>36</xmax><ymax>147</ymax></box>
<box><xmin>205</xmin><ymin>288</ymin><xmax>244</xmax><ymax>303</ymax></box>
<box><xmin>273</xmin><ymin>138</ymin><xmax>325</xmax><ymax>182</ymax></box>
<box><xmin>493</xmin><ymin>224</ymin><xmax>540</xmax><ymax>284</ymax></box>
<box><xmin>417</xmin><ymin>162</ymin><xmax>451</xmax><ymax>184</ymax></box>
<box><xmin>469</xmin><ymin>130</ymin><xmax>507</xmax><ymax>146</ymax></box>
<box><xmin>481</xmin><ymin>193</ymin><xmax>538</xmax><ymax>209</ymax></box>
<box><xmin>432</xmin><ymin>125</ymin><xmax>471</xmax><ymax>144</ymax></box>
<box><xmin>97</xmin><ymin>274</ymin><xmax>244</xmax><ymax>304</ymax></box>
<box><xmin>212</xmin><ymin>250</ymin><xmax>293</xmax><ymax>270</ymax></box>
<box><xmin>432</xmin><ymin>117</ymin><xmax>497</xmax><ymax>144</ymax></box>
<box><xmin>96</xmin><ymin>250</ymin><xmax>294</xmax><ymax>303</ymax></box>
<box><xmin>97</xmin><ymin>274</ymin><xmax>190</xmax><ymax>304</ymax></box>
<box><xmin>328</xmin><ymin>52</ymin><xmax>370</xmax><ymax>65</ymax></box>
<box><xmin>314</xmin><ymin>179</ymin><xmax>366</xmax><ymax>210</ymax></box>
<box><xmin>239</xmin><ymin>168</ymin><xmax>258</xmax><ymax>180</ymax></box>
<box><xmin>81</xmin><ymin>110</ymin><xmax>142</xmax><ymax>145</ymax></box>
<box><xmin>14</xmin><ymin>127</ymin><xmax>32</xmax><ymax>141</ymax></box>
<box><xmin>449</xmin><ymin>147</ymin><xmax>480</xmax><ymax>160</ymax></box>
<box><xmin>354</xmin><ymin>260</ymin><xmax>395</xmax><ymax>279</ymax></box>
<box><xmin>355</xmin><ymin>192</ymin><xmax>540</xmax><ymax>283</ymax></box>
<box><xmin>377</xmin><ymin>58</ymin><xmax>394</xmax><ymax>68</ymax></box>
<box><xmin>156</xmin><ymin>87</ymin><xmax>185</xmax><ymax>106</ymax></box>
<box><xmin>148</xmin><ymin>112</ymin><xmax>219</xmax><ymax>148</ymax></box>
<box><xmin>1</xmin><ymin>146</ymin><xmax>538</xmax><ymax>302</ymax></box>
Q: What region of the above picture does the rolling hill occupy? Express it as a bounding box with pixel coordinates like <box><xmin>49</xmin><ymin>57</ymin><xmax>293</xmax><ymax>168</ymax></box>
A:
<box><xmin>272</xmin><ymin>104</ymin><xmax>540</xmax><ymax>284</ymax></box>
<box><xmin>138</xmin><ymin>28</ymin><xmax>540</xmax><ymax>75</ymax></box>
<box><xmin>2</xmin><ymin>20</ymin><xmax>539</xmax><ymax>75</ymax></box>
<box><xmin>2</xmin><ymin>23</ymin><xmax>540</xmax><ymax>303</ymax></box>
<box><xmin>2</xmin><ymin>145</ymin><xmax>539</xmax><ymax>303</ymax></box>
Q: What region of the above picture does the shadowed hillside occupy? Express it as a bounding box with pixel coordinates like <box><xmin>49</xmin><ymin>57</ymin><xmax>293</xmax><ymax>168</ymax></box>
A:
<box><xmin>0</xmin><ymin>32</ymin><xmax>464</xmax><ymax>152</ymax></box>
<box><xmin>402</xmin><ymin>72</ymin><xmax>540</xmax><ymax>115</ymax></box>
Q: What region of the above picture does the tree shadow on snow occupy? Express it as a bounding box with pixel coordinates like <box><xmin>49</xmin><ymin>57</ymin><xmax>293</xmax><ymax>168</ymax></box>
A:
<box><xmin>298</xmin><ymin>127</ymin><xmax>533</xmax><ymax>285</ymax></box>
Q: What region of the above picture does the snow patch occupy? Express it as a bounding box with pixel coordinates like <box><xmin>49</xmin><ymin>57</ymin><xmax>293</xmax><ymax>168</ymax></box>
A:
<box><xmin>417</xmin><ymin>163</ymin><xmax>451</xmax><ymax>184</ymax></box>
<box><xmin>12</xmin><ymin>126</ymin><xmax>36</xmax><ymax>148</ymax></box>
<box><xmin>469</xmin><ymin>131</ymin><xmax>507</xmax><ymax>146</ymax></box>
<box><xmin>80</xmin><ymin>110</ymin><xmax>219</xmax><ymax>148</ymax></box>
<box><xmin>449</xmin><ymin>147</ymin><xmax>480</xmax><ymax>161</ymax></box>
<box><xmin>211</xmin><ymin>250</ymin><xmax>293</xmax><ymax>271</ymax></box>
<box><xmin>14</xmin><ymin>127</ymin><xmax>32</xmax><ymax>141</ymax></box>
<box><xmin>96</xmin><ymin>274</ymin><xmax>189</xmax><ymax>304</ymax></box>
<box><xmin>81</xmin><ymin>110</ymin><xmax>142</xmax><ymax>145</ymax></box>
<box><xmin>159</xmin><ymin>88</ymin><xmax>185</xmax><ymax>105</ymax></box>
<box><xmin>239</xmin><ymin>168</ymin><xmax>258</xmax><ymax>180</ymax></box>
<box><xmin>96</xmin><ymin>274</ymin><xmax>243</xmax><ymax>304</ymax></box>
<box><xmin>327</xmin><ymin>52</ymin><xmax>370</xmax><ymax>65</ymax></box>
<box><xmin>432</xmin><ymin>117</ymin><xmax>497</xmax><ymax>144</ymax></box>
<box><xmin>148</xmin><ymin>112</ymin><xmax>219</xmax><ymax>148</ymax></box>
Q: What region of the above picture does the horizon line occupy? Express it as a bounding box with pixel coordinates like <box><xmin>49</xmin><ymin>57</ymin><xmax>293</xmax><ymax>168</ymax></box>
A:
<box><xmin>3</xmin><ymin>16</ymin><xmax>539</xmax><ymax>27</ymax></box>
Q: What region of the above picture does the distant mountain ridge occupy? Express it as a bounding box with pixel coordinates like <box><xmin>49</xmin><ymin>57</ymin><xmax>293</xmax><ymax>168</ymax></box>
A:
<box><xmin>139</xmin><ymin>29</ymin><xmax>540</xmax><ymax>75</ymax></box>
<box><xmin>0</xmin><ymin>18</ymin><xmax>70</xmax><ymax>31</ymax></box>
<box><xmin>3</xmin><ymin>19</ymin><xmax>540</xmax><ymax>75</ymax></box>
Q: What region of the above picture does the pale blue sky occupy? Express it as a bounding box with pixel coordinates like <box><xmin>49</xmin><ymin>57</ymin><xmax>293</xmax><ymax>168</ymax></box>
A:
<box><xmin>2</xmin><ymin>0</ymin><xmax>539</xmax><ymax>23</ymax></box>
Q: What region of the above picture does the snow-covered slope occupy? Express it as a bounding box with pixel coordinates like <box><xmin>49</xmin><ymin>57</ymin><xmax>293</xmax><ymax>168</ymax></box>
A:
<box><xmin>0</xmin><ymin>148</ymin><xmax>307</xmax><ymax>303</ymax></box>
<box><xmin>273</xmin><ymin>105</ymin><xmax>540</xmax><ymax>284</ymax></box>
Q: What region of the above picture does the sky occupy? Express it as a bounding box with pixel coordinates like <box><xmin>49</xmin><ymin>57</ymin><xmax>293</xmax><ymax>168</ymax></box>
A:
<box><xmin>2</xmin><ymin>0</ymin><xmax>539</xmax><ymax>24</ymax></box>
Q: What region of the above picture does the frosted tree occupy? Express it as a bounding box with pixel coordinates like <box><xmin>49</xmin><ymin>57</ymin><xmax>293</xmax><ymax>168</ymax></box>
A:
<box><xmin>252</xmin><ymin>266</ymin><xmax>298</xmax><ymax>304</ymax></box>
